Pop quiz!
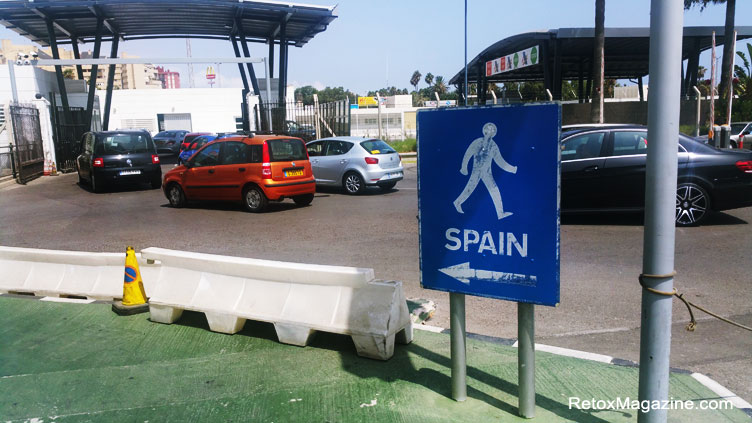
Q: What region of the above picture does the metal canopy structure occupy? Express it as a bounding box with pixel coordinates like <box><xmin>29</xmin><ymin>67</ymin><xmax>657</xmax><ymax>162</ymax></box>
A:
<box><xmin>0</xmin><ymin>0</ymin><xmax>337</xmax><ymax>134</ymax></box>
<box><xmin>0</xmin><ymin>0</ymin><xmax>336</xmax><ymax>46</ymax></box>
<box><xmin>450</xmin><ymin>26</ymin><xmax>752</xmax><ymax>104</ymax></box>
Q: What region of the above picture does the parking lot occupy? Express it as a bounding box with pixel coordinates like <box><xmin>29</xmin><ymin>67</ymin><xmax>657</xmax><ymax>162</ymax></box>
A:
<box><xmin>1</xmin><ymin>158</ymin><xmax>751</xmax><ymax>401</ymax></box>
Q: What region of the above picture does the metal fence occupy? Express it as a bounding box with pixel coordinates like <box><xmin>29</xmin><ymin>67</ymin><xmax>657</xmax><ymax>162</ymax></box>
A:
<box><xmin>50</xmin><ymin>95</ymin><xmax>87</xmax><ymax>173</ymax></box>
<box><xmin>9</xmin><ymin>103</ymin><xmax>44</xmax><ymax>184</ymax></box>
<box><xmin>0</xmin><ymin>144</ymin><xmax>16</xmax><ymax>178</ymax></box>
<box><xmin>256</xmin><ymin>99</ymin><xmax>350</xmax><ymax>140</ymax></box>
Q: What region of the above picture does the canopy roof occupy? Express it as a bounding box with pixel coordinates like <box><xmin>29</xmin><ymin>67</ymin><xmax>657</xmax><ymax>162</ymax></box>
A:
<box><xmin>0</xmin><ymin>0</ymin><xmax>337</xmax><ymax>46</ymax></box>
<box><xmin>450</xmin><ymin>26</ymin><xmax>752</xmax><ymax>85</ymax></box>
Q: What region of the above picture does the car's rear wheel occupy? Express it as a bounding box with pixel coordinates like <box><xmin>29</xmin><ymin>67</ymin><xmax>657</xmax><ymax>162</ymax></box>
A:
<box><xmin>243</xmin><ymin>185</ymin><xmax>267</xmax><ymax>212</ymax></box>
<box><xmin>167</xmin><ymin>183</ymin><xmax>185</xmax><ymax>208</ymax></box>
<box><xmin>293</xmin><ymin>193</ymin><xmax>314</xmax><ymax>206</ymax></box>
<box><xmin>676</xmin><ymin>182</ymin><xmax>710</xmax><ymax>226</ymax></box>
<box><xmin>343</xmin><ymin>172</ymin><xmax>364</xmax><ymax>195</ymax></box>
<box><xmin>379</xmin><ymin>181</ymin><xmax>397</xmax><ymax>191</ymax></box>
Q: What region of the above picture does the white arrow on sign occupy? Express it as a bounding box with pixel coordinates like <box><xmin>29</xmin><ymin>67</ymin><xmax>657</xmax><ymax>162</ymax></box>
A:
<box><xmin>439</xmin><ymin>262</ymin><xmax>537</xmax><ymax>286</ymax></box>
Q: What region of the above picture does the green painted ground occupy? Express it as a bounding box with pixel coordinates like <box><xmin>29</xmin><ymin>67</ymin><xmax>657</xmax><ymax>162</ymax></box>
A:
<box><xmin>0</xmin><ymin>296</ymin><xmax>748</xmax><ymax>423</ymax></box>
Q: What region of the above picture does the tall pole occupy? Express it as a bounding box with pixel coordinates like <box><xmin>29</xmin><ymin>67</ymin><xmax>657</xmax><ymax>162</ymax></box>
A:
<box><xmin>638</xmin><ymin>1</ymin><xmax>683</xmax><ymax>422</ymax></box>
<box><xmin>450</xmin><ymin>292</ymin><xmax>466</xmax><ymax>401</ymax></box>
<box><xmin>726</xmin><ymin>31</ymin><xmax>737</xmax><ymax>126</ymax></box>
<box><xmin>590</xmin><ymin>0</ymin><xmax>605</xmax><ymax>123</ymax></box>
<box><xmin>8</xmin><ymin>62</ymin><xmax>18</xmax><ymax>103</ymax></box>
<box><xmin>518</xmin><ymin>303</ymin><xmax>535</xmax><ymax>418</ymax></box>
<box><xmin>452</xmin><ymin>0</ymin><xmax>469</xmax><ymax>403</ymax></box>
<box><xmin>709</xmin><ymin>33</ymin><xmax>717</xmax><ymax>138</ymax></box>
<box><xmin>464</xmin><ymin>0</ymin><xmax>468</xmax><ymax>105</ymax></box>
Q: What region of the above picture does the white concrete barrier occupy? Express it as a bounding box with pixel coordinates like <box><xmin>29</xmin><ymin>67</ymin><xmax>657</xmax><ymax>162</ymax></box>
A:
<box><xmin>0</xmin><ymin>246</ymin><xmax>160</xmax><ymax>300</ymax></box>
<box><xmin>143</xmin><ymin>247</ymin><xmax>413</xmax><ymax>360</ymax></box>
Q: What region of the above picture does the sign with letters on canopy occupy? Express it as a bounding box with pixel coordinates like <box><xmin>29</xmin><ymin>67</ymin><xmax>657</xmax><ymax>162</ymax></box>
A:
<box><xmin>417</xmin><ymin>104</ymin><xmax>560</xmax><ymax>306</ymax></box>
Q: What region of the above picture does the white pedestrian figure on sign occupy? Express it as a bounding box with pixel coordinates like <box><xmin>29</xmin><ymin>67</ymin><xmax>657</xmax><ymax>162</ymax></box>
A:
<box><xmin>453</xmin><ymin>122</ymin><xmax>517</xmax><ymax>220</ymax></box>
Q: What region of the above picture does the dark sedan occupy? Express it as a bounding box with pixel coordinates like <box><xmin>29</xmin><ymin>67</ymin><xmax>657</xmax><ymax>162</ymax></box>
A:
<box><xmin>153</xmin><ymin>130</ymin><xmax>189</xmax><ymax>154</ymax></box>
<box><xmin>561</xmin><ymin>125</ymin><xmax>752</xmax><ymax>226</ymax></box>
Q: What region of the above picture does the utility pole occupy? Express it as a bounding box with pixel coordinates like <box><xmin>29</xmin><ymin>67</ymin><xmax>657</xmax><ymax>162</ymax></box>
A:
<box><xmin>638</xmin><ymin>1</ymin><xmax>683</xmax><ymax>422</ymax></box>
<box><xmin>186</xmin><ymin>39</ymin><xmax>195</xmax><ymax>88</ymax></box>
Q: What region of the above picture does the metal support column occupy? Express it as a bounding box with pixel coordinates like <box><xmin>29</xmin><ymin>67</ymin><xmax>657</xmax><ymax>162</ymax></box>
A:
<box><xmin>638</xmin><ymin>76</ymin><xmax>645</xmax><ymax>102</ymax></box>
<box><xmin>45</xmin><ymin>19</ymin><xmax>72</xmax><ymax>125</ymax></box>
<box><xmin>102</xmin><ymin>36</ymin><xmax>119</xmax><ymax>131</ymax></box>
<box><xmin>518</xmin><ymin>303</ymin><xmax>535</xmax><ymax>418</ymax></box>
<box><xmin>578</xmin><ymin>58</ymin><xmax>585</xmax><ymax>103</ymax></box>
<box><xmin>85</xmin><ymin>18</ymin><xmax>104</xmax><ymax>131</ymax></box>
<box><xmin>237</xmin><ymin>22</ymin><xmax>261</xmax><ymax>97</ymax></box>
<box><xmin>553</xmin><ymin>39</ymin><xmax>563</xmax><ymax>101</ymax></box>
<box><xmin>542</xmin><ymin>41</ymin><xmax>552</xmax><ymax>97</ymax></box>
<box><xmin>230</xmin><ymin>36</ymin><xmax>250</xmax><ymax>92</ymax></box>
<box><xmin>638</xmin><ymin>1</ymin><xmax>683</xmax><ymax>422</ymax></box>
<box><xmin>71</xmin><ymin>38</ymin><xmax>85</xmax><ymax>80</ymax></box>
<box><xmin>278</xmin><ymin>20</ymin><xmax>287</xmax><ymax>104</ymax></box>
<box><xmin>268</xmin><ymin>38</ymin><xmax>275</xmax><ymax>78</ymax></box>
<box><xmin>450</xmin><ymin>292</ymin><xmax>466</xmax><ymax>401</ymax></box>
<box><xmin>231</xmin><ymin>35</ymin><xmax>251</xmax><ymax>132</ymax></box>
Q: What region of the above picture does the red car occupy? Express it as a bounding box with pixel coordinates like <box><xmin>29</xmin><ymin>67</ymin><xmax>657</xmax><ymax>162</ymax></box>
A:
<box><xmin>179</xmin><ymin>132</ymin><xmax>212</xmax><ymax>153</ymax></box>
<box><xmin>163</xmin><ymin>135</ymin><xmax>316</xmax><ymax>212</ymax></box>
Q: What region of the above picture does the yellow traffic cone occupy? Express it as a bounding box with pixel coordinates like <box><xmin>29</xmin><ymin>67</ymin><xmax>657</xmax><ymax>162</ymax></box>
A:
<box><xmin>112</xmin><ymin>246</ymin><xmax>149</xmax><ymax>315</ymax></box>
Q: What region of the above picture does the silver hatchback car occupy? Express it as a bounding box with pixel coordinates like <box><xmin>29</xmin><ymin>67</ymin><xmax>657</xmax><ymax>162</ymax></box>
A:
<box><xmin>306</xmin><ymin>137</ymin><xmax>404</xmax><ymax>194</ymax></box>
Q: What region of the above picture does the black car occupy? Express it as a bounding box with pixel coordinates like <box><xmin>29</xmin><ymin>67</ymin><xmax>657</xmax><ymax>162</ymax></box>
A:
<box><xmin>561</xmin><ymin>125</ymin><xmax>752</xmax><ymax>226</ymax></box>
<box><xmin>76</xmin><ymin>131</ymin><xmax>162</xmax><ymax>193</ymax></box>
<box><xmin>153</xmin><ymin>130</ymin><xmax>189</xmax><ymax>154</ymax></box>
<box><xmin>284</xmin><ymin>120</ymin><xmax>316</xmax><ymax>141</ymax></box>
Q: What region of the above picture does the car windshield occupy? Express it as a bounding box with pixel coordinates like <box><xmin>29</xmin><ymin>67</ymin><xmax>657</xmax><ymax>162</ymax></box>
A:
<box><xmin>730</xmin><ymin>123</ymin><xmax>749</xmax><ymax>134</ymax></box>
<box><xmin>267</xmin><ymin>139</ymin><xmax>307</xmax><ymax>161</ymax></box>
<box><xmin>95</xmin><ymin>134</ymin><xmax>153</xmax><ymax>155</ymax></box>
<box><xmin>155</xmin><ymin>131</ymin><xmax>171</xmax><ymax>138</ymax></box>
<box><xmin>360</xmin><ymin>139</ymin><xmax>396</xmax><ymax>155</ymax></box>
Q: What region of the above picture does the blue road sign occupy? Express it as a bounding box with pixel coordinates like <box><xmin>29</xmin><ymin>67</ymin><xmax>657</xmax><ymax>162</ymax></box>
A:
<box><xmin>417</xmin><ymin>104</ymin><xmax>560</xmax><ymax>306</ymax></box>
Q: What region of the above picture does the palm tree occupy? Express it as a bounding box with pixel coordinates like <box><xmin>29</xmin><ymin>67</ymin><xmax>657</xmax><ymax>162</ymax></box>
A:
<box><xmin>424</xmin><ymin>73</ymin><xmax>434</xmax><ymax>87</ymax></box>
<box><xmin>590</xmin><ymin>0</ymin><xmax>605</xmax><ymax>123</ymax></box>
<box><xmin>685</xmin><ymin>0</ymin><xmax>735</xmax><ymax>122</ymax></box>
<box><xmin>410</xmin><ymin>70</ymin><xmax>422</xmax><ymax>92</ymax></box>
<box><xmin>434</xmin><ymin>76</ymin><xmax>447</xmax><ymax>95</ymax></box>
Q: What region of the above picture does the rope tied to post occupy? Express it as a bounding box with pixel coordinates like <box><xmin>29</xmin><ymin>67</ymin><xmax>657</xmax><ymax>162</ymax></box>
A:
<box><xmin>639</xmin><ymin>271</ymin><xmax>752</xmax><ymax>333</ymax></box>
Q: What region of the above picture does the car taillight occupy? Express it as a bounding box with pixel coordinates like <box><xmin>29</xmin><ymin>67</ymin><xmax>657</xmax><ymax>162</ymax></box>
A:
<box><xmin>262</xmin><ymin>141</ymin><xmax>272</xmax><ymax>178</ymax></box>
<box><xmin>736</xmin><ymin>160</ymin><xmax>752</xmax><ymax>173</ymax></box>
<box><xmin>93</xmin><ymin>158</ymin><xmax>104</xmax><ymax>167</ymax></box>
<box><xmin>365</xmin><ymin>157</ymin><xmax>379</xmax><ymax>165</ymax></box>
<box><xmin>151</xmin><ymin>154</ymin><xmax>160</xmax><ymax>164</ymax></box>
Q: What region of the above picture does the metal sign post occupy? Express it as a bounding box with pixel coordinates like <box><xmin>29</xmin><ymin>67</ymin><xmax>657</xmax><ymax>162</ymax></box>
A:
<box><xmin>417</xmin><ymin>104</ymin><xmax>560</xmax><ymax>416</ymax></box>
<box><xmin>637</xmin><ymin>1</ymin><xmax>683</xmax><ymax>422</ymax></box>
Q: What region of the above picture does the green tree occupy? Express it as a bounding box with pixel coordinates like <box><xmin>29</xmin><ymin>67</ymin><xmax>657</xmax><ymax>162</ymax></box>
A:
<box><xmin>62</xmin><ymin>68</ymin><xmax>75</xmax><ymax>79</ymax></box>
<box><xmin>685</xmin><ymin>0</ymin><xmax>735</xmax><ymax>122</ymax></box>
<box><xmin>410</xmin><ymin>70</ymin><xmax>422</xmax><ymax>92</ymax></box>
<box><xmin>732</xmin><ymin>43</ymin><xmax>752</xmax><ymax>120</ymax></box>
<box><xmin>434</xmin><ymin>76</ymin><xmax>447</xmax><ymax>95</ymax></box>
<box><xmin>424</xmin><ymin>72</ymin><xmax>434</xmax><ymax>87</ymax></box>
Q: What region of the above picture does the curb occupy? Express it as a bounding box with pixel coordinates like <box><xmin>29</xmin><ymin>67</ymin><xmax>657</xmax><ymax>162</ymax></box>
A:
<box><xmin>413</xmin><ymin>324</ymin><xmax>752</xmax><ymax>417</ymax></box>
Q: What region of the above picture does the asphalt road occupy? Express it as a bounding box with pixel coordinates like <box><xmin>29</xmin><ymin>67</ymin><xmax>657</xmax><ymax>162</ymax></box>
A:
<box><xmin>1</xmin><ymin>160</ymin><xmax>750</xmax><ymax>401</ymax></box>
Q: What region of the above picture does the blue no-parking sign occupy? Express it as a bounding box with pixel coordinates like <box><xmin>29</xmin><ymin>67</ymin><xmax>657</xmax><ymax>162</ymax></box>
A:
<box><xmin>418</xmin><ymin>104</ymin><xmax>561</xmax><ymax>306</ymax></box>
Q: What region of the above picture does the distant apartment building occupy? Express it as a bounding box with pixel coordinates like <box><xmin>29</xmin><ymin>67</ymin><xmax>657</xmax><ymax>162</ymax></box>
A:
<box><xmin>156</xmin><ymin>66</ymin><xmax>180</xmax><ymax>89</ymax></box>
<box><xmin>1</xmin><ymin>39</ymin><xmax>167</xmax><ymax>90</ymax></box>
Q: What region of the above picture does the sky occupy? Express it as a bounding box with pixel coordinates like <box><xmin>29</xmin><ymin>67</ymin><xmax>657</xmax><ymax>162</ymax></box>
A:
<box><xmin>1</xmin><ymin>0</ymin><xmax>750</xmax><ymax>95</ymax></box>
